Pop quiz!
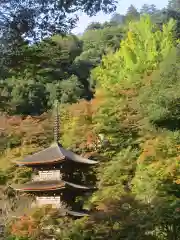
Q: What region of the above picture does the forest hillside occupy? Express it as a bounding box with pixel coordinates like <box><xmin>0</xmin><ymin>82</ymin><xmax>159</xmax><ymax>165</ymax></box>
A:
<box><xmin>0</xmin><ymin>0</ymin><xmax>180</xmax><ymax>239</ymax></box>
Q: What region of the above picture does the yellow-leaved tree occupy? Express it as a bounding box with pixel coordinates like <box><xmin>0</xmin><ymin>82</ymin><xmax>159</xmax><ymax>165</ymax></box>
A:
<box><xmin>93</xmin><ymin>15</ymin><xmax>176</xmax><ymax>93</ymax></box>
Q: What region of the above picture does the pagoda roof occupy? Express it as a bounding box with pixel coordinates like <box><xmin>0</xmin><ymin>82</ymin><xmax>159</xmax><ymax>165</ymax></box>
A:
<box><xmin>66</xmin><ymin>210</ymin><xmax>89</xmax><ymax>217</ymax></box>
<box><xmin>14</xmin><ymin>143</ymin><xmax>97</xmax><ymax>166</ymax></box>
<box><xmin>12</xmin><ymin>180</ymin><xmax>94</xmax><ymax>192</ymax></box>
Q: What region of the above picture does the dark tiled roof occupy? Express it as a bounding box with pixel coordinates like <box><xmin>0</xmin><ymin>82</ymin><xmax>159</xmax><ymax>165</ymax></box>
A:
<box><xmin>15</xmin><ymin>144</ymin><xmax>65</xmax><ymax>165</ymax></box>
<box><xmin>14</xmin><ymin>143</ymin><xmax>98</xmax><ymax>166</ymax></box>
<box><xmin>12</xmin><ymin>180</ymin><xmax>65</xmax><ymax>191</ymax></box>
<box><xmin>12</xmin><ymin>180</ymin><xmax>92</xmax><ymax>192</ymax></box>
<box><xmin>66</xmin><ymin>210</ymin><xmax>89</xmax><ymax>217</ymax></box>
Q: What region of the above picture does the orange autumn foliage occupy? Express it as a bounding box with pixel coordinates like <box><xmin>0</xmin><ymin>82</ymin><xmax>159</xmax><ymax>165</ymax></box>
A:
<box><xmin>11</xmin><ymin>215</ymin><xmax>39</xmax><ymax>238</ymax></box>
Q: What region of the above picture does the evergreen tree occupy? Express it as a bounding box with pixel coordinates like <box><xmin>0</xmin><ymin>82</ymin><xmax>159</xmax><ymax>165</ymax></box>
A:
<box><xmin>126</xmin><ymin>5</ymin><xmax>140</xmax><ymax>22</ymax></box>
<box><xmin>140</xmin><ymin>4</ymin><xmax>158</xmax><ymax>15</ymax></box>
<box><xmin>110</xmin><ymin>13</ymin><xmax>125</xmax><ymax>24</ymax></box>
<box><xmin>168</xmin><ymin>0</ymin><xmax>180</xmax><ymax>12</ymax></box>
<box><xmin>85</xmin><ymin>22</ymin><xmax>103</xmax><ymax>31</ymax></box>
<box><xmin>166</xmin><ymin>0</ymin><xmax>180</xmax><ymax>38</ymax></box>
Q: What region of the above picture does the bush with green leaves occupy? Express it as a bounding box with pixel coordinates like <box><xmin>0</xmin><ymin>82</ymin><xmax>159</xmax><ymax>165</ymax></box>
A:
<box><xmin>139</xmin><ymin>47</ymin><xmax>180</xmax><ymax>128</ymax></box>
<box><xmin>0</xmin><ymin>170</ymin><xmax>7</xmax><ymax>185</ymax></box>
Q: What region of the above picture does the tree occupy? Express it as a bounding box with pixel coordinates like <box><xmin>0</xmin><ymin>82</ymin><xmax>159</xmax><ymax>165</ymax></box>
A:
<box><xmin>168</xmin><ymin>0</ymin><xmax>180</xmax><ymax>12</ymax></box>
<box><xmin>0</xmin><ymin>80</ymin><xmax>11</xmax><ymax>111</ymax></box>
<box><xmin>140</xmin><ymin>4</ymin><xmax>158</xmax><ymax>15</ymax></box>
<box><xmin>2</xmin><ymin>34</ymin><xmax>83</xmax><ymax>78</ymax></box>
<box><xmin>82</xmin><ymin>24</ymin><xmax>125</xmax><ymax>57</ymax></box>
<box><xmin>140</xmin><ymin>4</ymin><xmax>166</xmax><ymax>26</ymax></box>
<box><xmin>126</xmin><ymin>5</ymin><xmax>140</xmax><ymax>22</ymax></box>
<box><xmin>139</xmin><ymin>47</ymin><xmax>180</xmax><ymax>128</ymax></box>
<box><xmin>75</xmin><ymin>23</ymin><xmax>125</xmax><ymax>93</ymax></box>
<box><xmin>93</xmin><ymin>16</ymin><xmax>176</xmax><ymax>93</ymax></box>
<box><xmin>110</xmin><ymin>13</ymin><xmax>125</xmax><ymax>24</ymax></box>
<box><xmin>0</xmin><ymin>0</ymin><xmax>118</xmax><ymax>84</ymax></box>
<box><xmin>0</xmin><ymin>33</ymin><xmax>94</xmax><ymax>114</ymax></box>
<box><xmin>10</xmin><ymin>78</ymin><xmax>49</xmax><ymax>115</ymax></box>
<box><xmin>85</xmin><ymin>22</ymin><xmax>103</xmax><ymax>31</ymax></box>
<box><xmin>90</xmin><ymin>16</ymin><xmax>180</xmax><ymax>239</ymax></box>
<box><xmin>163</xmin><ymin>0</ymin><xmax>180</xmax><ymax>38</ymax></box>
<box><xmin>47</xmin><ymin>75</ymin><xmax>84</xmax><ymax>106</ymax></box>
<box><xmin>0</xmin><ymin>0</ymin><xmax>118</xmax><ymax>41</ymax></box>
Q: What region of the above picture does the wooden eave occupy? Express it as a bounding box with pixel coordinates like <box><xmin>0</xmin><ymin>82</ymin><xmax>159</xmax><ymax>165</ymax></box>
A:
<box><xmin>12</xmin><ymin>180</ymin><xmax>94</xmax><ymax>192</ymax></box>
<box><xmin>13</xmin><ymin>143</ymin><xmax>98</xmax><ymax>166</ymax></box>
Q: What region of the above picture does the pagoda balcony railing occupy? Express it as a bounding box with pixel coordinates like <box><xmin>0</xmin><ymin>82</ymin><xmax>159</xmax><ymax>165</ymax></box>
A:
<box><xmin>32</xmin><ymin>170</ymin><xmax>62</xmax><ymax>181</ymax></box>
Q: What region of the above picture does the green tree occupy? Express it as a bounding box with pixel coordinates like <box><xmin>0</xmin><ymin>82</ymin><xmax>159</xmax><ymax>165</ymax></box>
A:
<box><xmin>89</xmin><ymin>15</ymin><xmax>180</xmax><ymax>240</ymax></box>
<box><xmin>85</xmin><ymin>22</ymin><xmax>103</xmax><ymax>31</ymax></box>
<box><xmin>0</xmin><ymin>80</ymin><xmax>11</xmax><ymax>111</ymax></box>
<box><xmin>1</xmin><ymin>33</ymin><xmax>94</xmax><ymax>114</ymax></box>
<box><xmin>126</xmin><ymin>5</ymin><xmax>140</xmax><ymax>22</ymax></box>
<box><xmin>165</xmin><ymin>0</ymin><xmax>180</xmax><ymax>38</ymax></box>
<box><xmin>47</xmin><ymin>75</ymin><xmax>84</xmax><ymax>106</ymax></box>
<box><xmin>0</xmin><ymin>0</ymin><xmax>118</xmax><ymax>91</ymax></box>
<box><xmin>140</xmin><ymin>5</ymin><xmax>166</xmax><ymax>27</ymax></box>
<box><xmin>140</xmin><ymin>4</ymin><xmax>158</xmax><ymax>15</ymax></box>
<box><xmin>93</xmin><ymin>16</ymin><xmax>176</xmax><ymax>93</ymax></box>
<box><xmin>6</xmin><ymin>35</ymin><xmax>83</xmax><ymax>79</ymax></box>
<box><xmin>139</xmin><ymin>47</ymin><xmax>180</xmax><ymax>128</ymax></box>
<box><xmin>81</xmin><ymin>24</ymin><xmax>125</xmax><ymax>59</ymax></box>
<box><xmin>110</xmin><ymin>13</ymin><xmax>125</xmax><ymax>24</ymax></box>
<box><xmin>9</xmin><ymin>77</ymin><xmax>49</xmax><ymax>115</ymax></box>
<box><xmin>0</xmin><ymin>0</ymin><xmax>117</xmax><ymax>41</ymax></box>
<box><xmin>168</xmin><ymin>0</ymin><xmax>180</xmax><ymax>12</ymax></box>
<box><xmin>76</xmin><ymin>24</ymin><xmax>125</xmax><ymax>92</ymax></box>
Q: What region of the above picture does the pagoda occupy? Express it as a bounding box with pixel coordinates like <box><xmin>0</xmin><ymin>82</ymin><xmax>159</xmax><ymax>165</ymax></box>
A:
<box><xmin>12</xmin><ymin>102</ymin><xmax>97</xmax><ymax>217</ymax></box>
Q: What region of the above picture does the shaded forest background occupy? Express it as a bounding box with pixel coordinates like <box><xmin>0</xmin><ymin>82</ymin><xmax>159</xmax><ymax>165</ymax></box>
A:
<box><xmin>0</xmin><ymin>0</ymin><xmax>180</xmax><ymax>239</ymax></box>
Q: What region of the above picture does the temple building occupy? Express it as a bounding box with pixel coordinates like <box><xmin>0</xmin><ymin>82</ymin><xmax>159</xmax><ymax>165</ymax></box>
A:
<box><xmin>12</xmin><ymin>102</ymin><xmax>97</xmax><ymax>217</ymax></box>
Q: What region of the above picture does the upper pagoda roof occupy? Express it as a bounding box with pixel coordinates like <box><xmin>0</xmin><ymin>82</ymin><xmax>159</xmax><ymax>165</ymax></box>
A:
<box><xmin>14</xmin><ymin>143</ymin><xmax>97</xmax><ymax>166</ymax></box>
<box><xmin>12</xmin><ymin>180</ymin><xmax>94</xmax><ymax>192</ymax></box>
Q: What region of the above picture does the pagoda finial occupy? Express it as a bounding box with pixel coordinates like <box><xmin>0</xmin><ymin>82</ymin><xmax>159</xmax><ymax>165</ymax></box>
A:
<box><xmin>54</xmin><ymin>100</ymin><xmax>60</xmax><ymax>143</ymax></box>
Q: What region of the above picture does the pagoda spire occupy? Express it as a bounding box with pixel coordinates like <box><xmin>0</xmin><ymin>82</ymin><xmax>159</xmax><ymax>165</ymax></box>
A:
<box><xmin>11</xmin><ymin>99</ymin><xmax>98</xmax><ymax>215</ymax></box>
<box><xmin>54</xmin><ymin>100</ymin><xmax>60</xmax><ymax>144</ymax></box>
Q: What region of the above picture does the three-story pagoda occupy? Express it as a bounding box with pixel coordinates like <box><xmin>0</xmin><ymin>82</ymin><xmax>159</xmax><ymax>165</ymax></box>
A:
<box><xmin>12</xmin><ymin>102</ymin><xmax>97</xmax><ymax>217</ymax></box>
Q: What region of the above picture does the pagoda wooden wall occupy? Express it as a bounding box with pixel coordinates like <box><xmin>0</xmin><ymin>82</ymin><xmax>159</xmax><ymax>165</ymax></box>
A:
<box><xmin>35</xmin><ymin>196</ymin><xmax>62</xmax><ymax>208</ymax></box>
<box><xmin>32</xmin><ymin>170</ymin><xmax>62</xmax><ymax>181</ymax></box>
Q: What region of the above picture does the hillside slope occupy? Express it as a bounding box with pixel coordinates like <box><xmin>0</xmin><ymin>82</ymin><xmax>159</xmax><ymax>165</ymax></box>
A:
<box><xmin>0</xmin><ymin>16</ymin><xmax>180</xmax><ymax>240</ymax></box>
